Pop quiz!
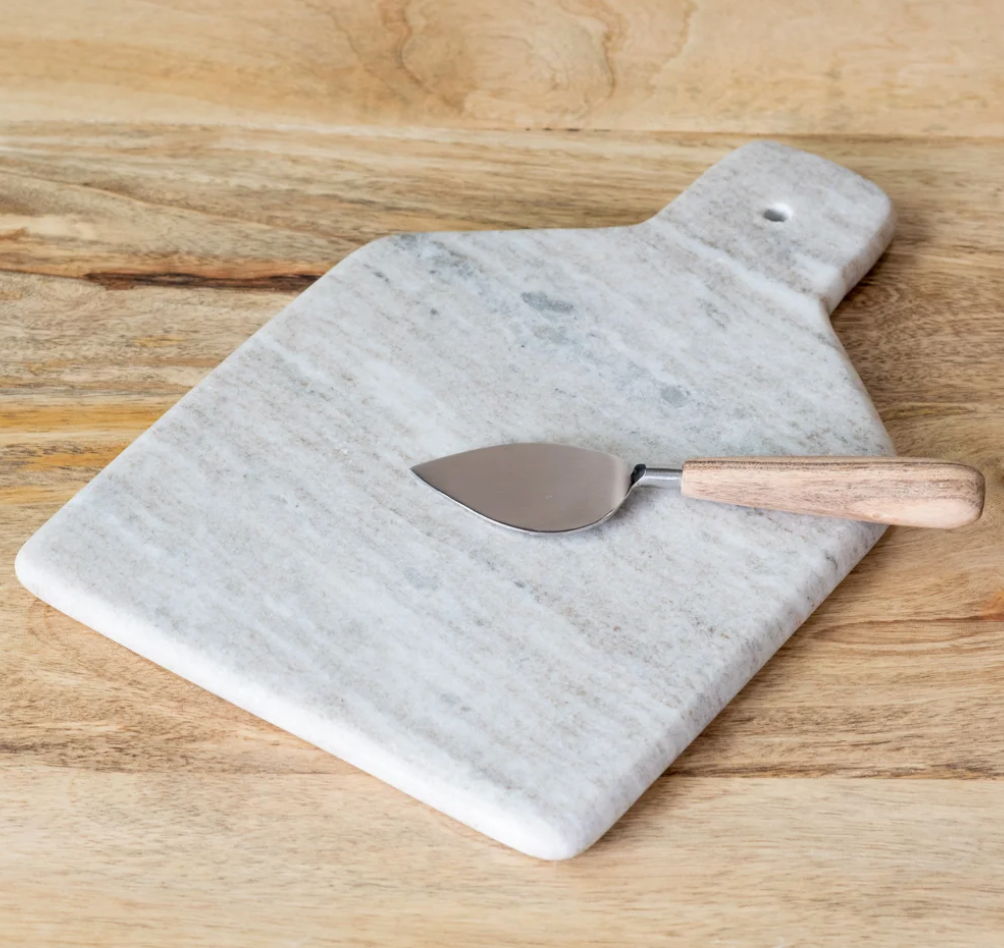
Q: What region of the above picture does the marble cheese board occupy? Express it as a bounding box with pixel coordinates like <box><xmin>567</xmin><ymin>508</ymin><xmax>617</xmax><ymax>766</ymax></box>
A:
<box><xmin>17</xmin><ymin>141</ymin><xmax>896</xmax><ymax>859</ymax></box>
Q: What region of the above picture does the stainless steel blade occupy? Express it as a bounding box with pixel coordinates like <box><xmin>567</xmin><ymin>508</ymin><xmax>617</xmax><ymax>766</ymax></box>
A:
<box><xmin>412</xmin><ymin>443</ymin><xmax>640</xmax><ymax>534</ymax></box>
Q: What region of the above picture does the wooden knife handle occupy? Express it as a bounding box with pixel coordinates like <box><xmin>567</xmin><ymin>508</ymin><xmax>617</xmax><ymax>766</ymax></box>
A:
<box><xmin>680</xmin><ymin>457</ymin><xmax>985</xmax><ymax>528</ymax></box>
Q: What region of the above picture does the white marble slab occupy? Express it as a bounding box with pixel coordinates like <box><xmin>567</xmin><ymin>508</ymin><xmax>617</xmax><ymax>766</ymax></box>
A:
<box><xmin>17</xmin><ymin>142</ymin><xmax>895</xmax><ymax>859</ymax></box>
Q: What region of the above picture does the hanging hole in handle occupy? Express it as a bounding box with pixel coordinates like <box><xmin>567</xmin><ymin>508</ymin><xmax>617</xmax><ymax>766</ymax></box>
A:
<box><xmin>762</xmin><ymin>204</ymin><xmax>791</xmax><ymax>223</ymax></box>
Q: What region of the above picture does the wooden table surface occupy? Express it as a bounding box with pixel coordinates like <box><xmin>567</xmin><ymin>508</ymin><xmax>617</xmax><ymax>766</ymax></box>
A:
<box><xmin>2</xmin><ymin>3</ymin><xmax>1003</xmax><ymax>945</ymax></box>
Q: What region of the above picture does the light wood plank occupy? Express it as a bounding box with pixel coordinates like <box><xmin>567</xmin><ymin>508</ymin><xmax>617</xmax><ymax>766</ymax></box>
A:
<box><xmin>1</xmin><ymin>1</ymin><xmax>1002</xmax><ymax>137</ymax></box>
<box><xmin>2</xmin><ymin>125</ymin><xmax>1003</xmax><ymax>279</ymax></box>
<box><xmin>1</xmin><ymin>771</ymin><xmax>1002</xmax><ymax>947</ymax></box>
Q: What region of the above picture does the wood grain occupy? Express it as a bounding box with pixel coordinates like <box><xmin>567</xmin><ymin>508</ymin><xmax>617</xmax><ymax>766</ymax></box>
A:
<box><xmin>682</xmin><ymin>456</ymin><xmax>986</xmax><ymax>528</ymax></box>
<box><xmin>4</xmin><ymin>125</ymin><xmax>1004</xmax><ymax>281</ymax></box>
<box><xmin>2</xmin><ymin>771</ymin><xmax>1003</xmax><ymax>947</ymax></box>
<box><xmin>3</xmin><ymin>10</ymin><xmax>1004</xmax><ymax>941</ymax></box>
<box><xmin>2</xmin><ymin>1</ymin><xmax>1003</xmax><ymax>137</ymax></box>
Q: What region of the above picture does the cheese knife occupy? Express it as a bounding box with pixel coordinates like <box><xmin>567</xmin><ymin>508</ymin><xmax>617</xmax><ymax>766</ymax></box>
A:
<box><xmin>412</xmin><ymin>443</ymin><xmax>984</xmax><ymax>534</ymax></box>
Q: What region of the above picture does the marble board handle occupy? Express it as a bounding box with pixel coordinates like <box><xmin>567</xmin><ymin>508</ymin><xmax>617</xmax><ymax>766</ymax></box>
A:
<box><xmin>680</xmin><ymin>457</ymin><xmax>985</xmax><ymax>528</ymax></box>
